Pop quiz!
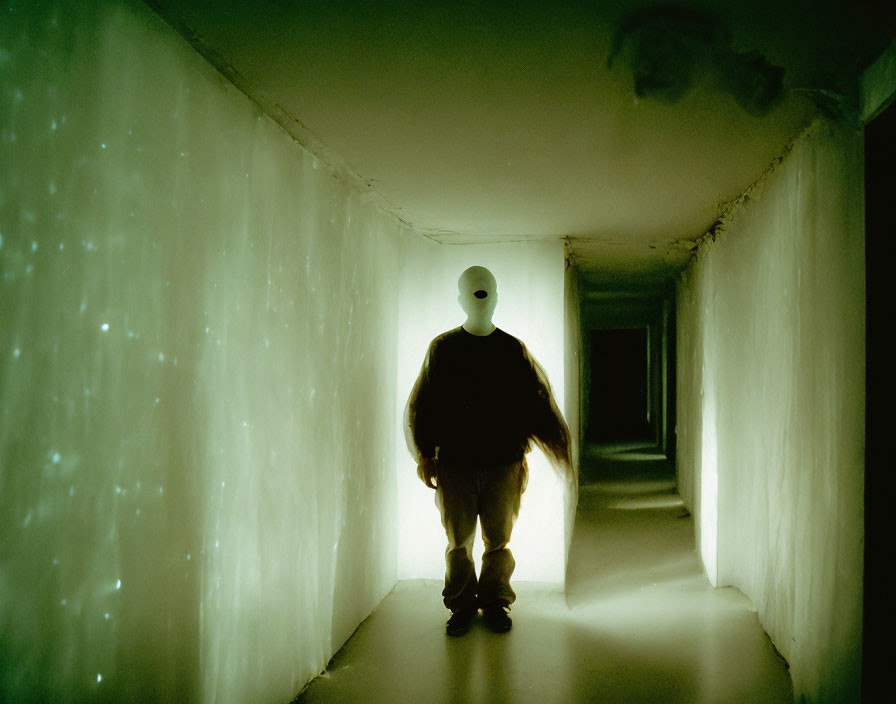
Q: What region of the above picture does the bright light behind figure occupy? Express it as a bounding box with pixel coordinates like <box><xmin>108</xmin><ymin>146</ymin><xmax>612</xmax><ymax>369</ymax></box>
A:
<box><xmin>396</xmin><ymin>239</ymin><xmax>568</xmax><ymax>584</ymax></box>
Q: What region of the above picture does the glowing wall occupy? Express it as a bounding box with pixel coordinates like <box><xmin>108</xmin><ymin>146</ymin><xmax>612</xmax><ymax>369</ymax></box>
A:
<box><xmin>562</xmin><ymin>257</ymin><xmax>581</xmax><ymax>553</ymax></box>
<box><xmin>676</xmin><ymin>118</ymin><xmax>865</xmax><ymax>702</ymax></box>
<box><xmin>396</xmin><ymin>238</ymin><xmax>569</xmax><ymax>584</ymax></box>
<box><xmin>1</xmin><ymin>2</ymin><xmax>402</xmax><ymax>702</ymax></box>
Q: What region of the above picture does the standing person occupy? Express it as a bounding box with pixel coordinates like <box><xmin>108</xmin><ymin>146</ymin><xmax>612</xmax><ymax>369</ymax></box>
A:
<box><xmin>405</xmin><ymin>266</ymin><xmax>572</xmax><ymax>636</ymax></box>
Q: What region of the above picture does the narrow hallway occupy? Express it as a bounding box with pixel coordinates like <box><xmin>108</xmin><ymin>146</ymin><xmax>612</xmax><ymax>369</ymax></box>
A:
<box><xmin>3</xmin><ymin>3</ymin><xmax>880</xmax><ymax>701</ymax></box>
<box><xmin>295</xmin><ymin>443</ymin><xmax>791</xmax><ymax>703</ymax></box>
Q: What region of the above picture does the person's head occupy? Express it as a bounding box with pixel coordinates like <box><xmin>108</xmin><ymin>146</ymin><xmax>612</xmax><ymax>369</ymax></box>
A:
<box><xmin>457</xmin><ymin>266</ymin><xmax>498</xmax><ymax>322</ymax></box>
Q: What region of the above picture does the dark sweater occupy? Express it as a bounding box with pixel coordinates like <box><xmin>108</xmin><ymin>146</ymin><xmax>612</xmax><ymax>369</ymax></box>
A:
<box><xmin>407</xmin><ymin>326</ymin><xmax>569</xmax><ymax>466</ymax></box>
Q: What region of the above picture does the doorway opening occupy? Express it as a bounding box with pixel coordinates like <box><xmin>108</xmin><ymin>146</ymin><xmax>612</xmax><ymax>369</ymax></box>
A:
<box><xmin>587</xmin><ymin>328</ymin><xmax>651</xmax><ymax>444</ymax></box>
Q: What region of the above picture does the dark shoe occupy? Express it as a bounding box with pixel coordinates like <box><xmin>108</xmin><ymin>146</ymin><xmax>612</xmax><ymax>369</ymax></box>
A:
<box><xmin>481</xmin><ymin>601</ymin><xmax>512</xmax><ymax>633</ymax></box>
<box><xmin>446</xmin><ymin>606</ymin><xmax>477</xmax><ymax>637</ymax></box>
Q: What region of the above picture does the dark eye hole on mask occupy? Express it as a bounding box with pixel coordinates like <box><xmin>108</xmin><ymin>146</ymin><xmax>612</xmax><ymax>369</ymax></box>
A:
<box><xmin>474</xmin><ymin>290</ymin><xmax>488</xmax><ymax>299</ymax></box>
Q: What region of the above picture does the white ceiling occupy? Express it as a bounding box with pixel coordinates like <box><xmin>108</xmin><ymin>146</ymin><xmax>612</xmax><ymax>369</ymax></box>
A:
<box><xmin>149</xmin><ymin>0</ymin><xmax>892</xmax><ymax>289</ymax></box>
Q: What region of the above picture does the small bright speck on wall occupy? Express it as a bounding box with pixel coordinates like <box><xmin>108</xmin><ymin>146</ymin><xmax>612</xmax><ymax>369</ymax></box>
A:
<box><xmin>1</xmin><ymin>0</ymin><xmax>405</xmax><ymax>700</ymax></box>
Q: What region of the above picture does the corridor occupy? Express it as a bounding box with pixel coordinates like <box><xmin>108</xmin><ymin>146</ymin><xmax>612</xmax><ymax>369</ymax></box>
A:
<box><xmin>1</xmin><ymin>2</ymin><xmax>883</xmax><ymax>702</ymax></box>
<box><xmin>295</xmin><ymin>443</ymin><xmax>791</xmax><ymax>703</ymax></box>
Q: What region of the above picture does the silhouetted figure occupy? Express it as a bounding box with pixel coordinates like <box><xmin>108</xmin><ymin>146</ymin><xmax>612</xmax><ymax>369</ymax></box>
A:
<box><xmin>405</xmin><ymin>266</ymin><xmax>571</xmax><ymax>636</ymax></box>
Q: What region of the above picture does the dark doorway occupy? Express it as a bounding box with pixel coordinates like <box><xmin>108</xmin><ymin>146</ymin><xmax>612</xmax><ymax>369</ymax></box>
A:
<box><xmin>587</xmin><ymin>328</ymin><xmax>650</xmax><ymax>442</ymax></box>
<box><xmin>862</xmin><ymin>99</ymin><xmax>895</xmax><ymax>703</ymax></box>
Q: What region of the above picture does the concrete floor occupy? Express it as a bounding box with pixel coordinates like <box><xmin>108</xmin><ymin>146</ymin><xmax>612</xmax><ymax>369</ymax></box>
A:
<box><xmin>294</xmin><ymin>442</ymin><xmax>793</xmax><ymax>703</ymax></box>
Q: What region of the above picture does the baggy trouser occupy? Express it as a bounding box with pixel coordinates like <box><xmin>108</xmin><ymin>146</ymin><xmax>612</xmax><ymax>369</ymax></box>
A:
<box><xmin>434</xmin><ymin>459</ymin><xmax>524</xmax><ymax>612</ymax></box>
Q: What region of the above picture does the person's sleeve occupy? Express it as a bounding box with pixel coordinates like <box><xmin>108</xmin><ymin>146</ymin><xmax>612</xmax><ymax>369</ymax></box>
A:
<box><xmin>521</xmin><ymin>342</ymin><xmax>572</xmax><ymax>474</ymax></box>
<box><xmin>403</xmin><ymin>340</ymin><xmax>439</xmax><ymax>462</ymax></box>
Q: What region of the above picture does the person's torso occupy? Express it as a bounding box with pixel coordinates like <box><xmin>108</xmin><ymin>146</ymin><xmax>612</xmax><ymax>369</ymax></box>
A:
<box><xmin>430</xmin><ymin>328</ymin><xmax>532</xmax><ymax>461</ymax></box>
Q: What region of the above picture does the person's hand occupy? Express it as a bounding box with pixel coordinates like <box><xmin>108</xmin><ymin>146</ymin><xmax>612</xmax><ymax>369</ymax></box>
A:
<box><xmin>417</xmin><ymin>457</ymin><xmax>438</xmax><ymax>489</ymax></box>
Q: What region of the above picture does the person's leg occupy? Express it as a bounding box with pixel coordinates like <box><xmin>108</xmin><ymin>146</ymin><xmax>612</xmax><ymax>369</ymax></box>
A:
<box><xmin>477</xmin><ymin>460</ymin><xmax>523</xmax><ymax>608</ymax></box>
<box><xmin>434</xmin><ymin>463</ymin><xmax>479</xmax><ymax>614</ymax></box>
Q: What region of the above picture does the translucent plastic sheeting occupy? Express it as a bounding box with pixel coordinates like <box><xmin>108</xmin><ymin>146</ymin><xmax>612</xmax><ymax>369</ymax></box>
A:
<box><xmin>395</xmin><ymin>238</ymin><xmax>569</xmax><ymax>584</ymax></box>
<box><xmin>1</xmin><ymin>2</ymin><xmax>401</xmax><ymax>701</ymax></box>
<box><xmin>676</xmin><ymin>119</ymin><xmax>864</xmax><ymax>703</ymax></box>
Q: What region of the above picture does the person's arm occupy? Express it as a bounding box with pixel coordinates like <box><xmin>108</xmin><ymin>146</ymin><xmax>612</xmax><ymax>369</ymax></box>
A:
<box><xmin>521</xmin><ymin>342</ymin><xmax>572</xmax><ymax>475</ymax></box>
<box><xmin>404</xmin><ymin>340</ymin><xmax>441</xmax><ymax>488</ymax></box>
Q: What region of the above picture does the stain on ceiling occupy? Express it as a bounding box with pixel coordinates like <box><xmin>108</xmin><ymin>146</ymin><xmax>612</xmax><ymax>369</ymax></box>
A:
<box><xmin>147</xmin><ymin>0</ymin><xmax>893</xmax><ymax>288</ymax></box>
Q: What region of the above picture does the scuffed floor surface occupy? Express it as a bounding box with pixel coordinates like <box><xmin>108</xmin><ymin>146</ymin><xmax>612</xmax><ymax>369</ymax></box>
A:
<box><xmin>294</xmin><ymin>443</ymin><xmax>793</xmax><ymax>703</ymax></box>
